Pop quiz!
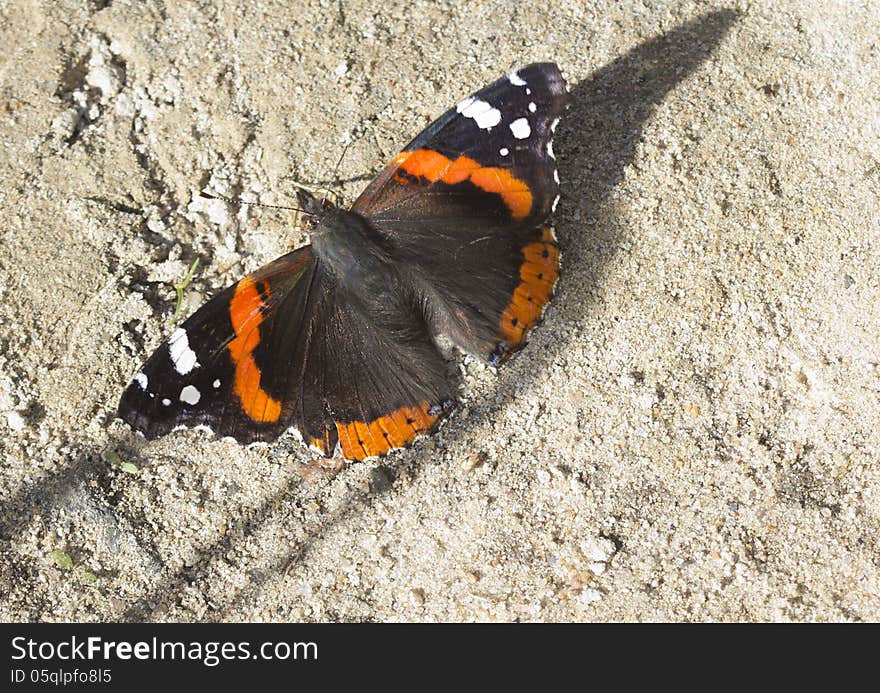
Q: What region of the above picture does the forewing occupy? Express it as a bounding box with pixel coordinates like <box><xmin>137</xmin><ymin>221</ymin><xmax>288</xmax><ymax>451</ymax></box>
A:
<box><xmin>118</xmin><ymin>247</ymin><xmax>318</xmax><ymax>443</ymax></box>
<box><xmin>119</xmin><ymin>248</ymin><xmax>454</xmax><ymax>460</ymax></box>
<box><xmin>352</xmin><ymin>62</ymin><xmax>568</xmax><ymax>229</ymax></box>
<box><xmin>350</xmin><ymin>63</ymin><xmax>566</xmax><ymax>364</ymax></box>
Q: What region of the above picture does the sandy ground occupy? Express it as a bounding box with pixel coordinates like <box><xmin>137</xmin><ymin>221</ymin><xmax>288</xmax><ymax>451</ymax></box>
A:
<box><xmin>1</xmin><ymin>0</ymin><xmax>878</xmax><ymax>622</ymax></box>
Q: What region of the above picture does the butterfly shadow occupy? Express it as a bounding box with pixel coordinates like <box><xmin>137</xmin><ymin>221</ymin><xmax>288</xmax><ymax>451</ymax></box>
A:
<box><xmin>62</xmin><ymin>8</ymin><xmax>739</xmax><ymax>622</ymax></box>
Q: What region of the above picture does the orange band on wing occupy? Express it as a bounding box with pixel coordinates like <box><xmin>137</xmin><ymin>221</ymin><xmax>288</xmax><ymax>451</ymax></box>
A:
<box><xmin>498</xmin><ymin>226</ymin><xmax>559</xmax><ymax>349</ymax></box>
<box><xmin>392</xmin><ymin>149</ymin><xmax>533</xmax><ymax>220</ymax></box>
<box><xmin>227</xmin><ymin>276</ymin><xmax>282</xmax><ymax>423</ymax></box>
<box><xmin>335</xmin><ymin>402</ymin><xmax>442</xmax><ymax>461</ymax></box>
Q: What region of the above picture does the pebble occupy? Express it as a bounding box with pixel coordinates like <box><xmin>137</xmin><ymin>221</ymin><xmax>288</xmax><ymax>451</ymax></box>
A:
<box><xmin>580</xmin><ymin>537</ymin><xmax>616</xmax><ymax>564</ymax></box>
<box><xmin>6</xmin><ymin>410</ymin><xmax>25</xmax><ymax>431</ymax></box>
<box><xmin>577</xmin><ymin>589</ymin><xmax>603</xmax><ymax>606</ymax></box>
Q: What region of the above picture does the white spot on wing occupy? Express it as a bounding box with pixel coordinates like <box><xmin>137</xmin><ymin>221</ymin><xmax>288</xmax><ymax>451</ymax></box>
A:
<box><xmin>552</xmin><ymin>194</ymin><xmax>560</xmax><ymax>212</ymax></box>
<box><xmin>554</xmin><ymin>169</ymin><xmax>560</xmax><ymax>184</ymax></box>
<box><xmin>550</xmin><ymin>117</ymin><xmax>560</xmax><ymax>133</ymax></box>
<box><xmin>134</xmin><ymin>372</ymin><xmax>148</xmax><ymax>390</ymax></box>
<box><xmin>528</xmin><ymin>102</ymin><xmax>537</xmax><ymax>113</ymax></box>
<box><xmin>499</xmin><ymin>147</ymin><xmax>509</xmax><ymax>156</ymax></box>
<box><xmin>179</xmin><ymin>385</ymin><xmax>201</xmax><ymax>405</ymax></box>
<box><xmin>213</xmin><ymin>379</ymin><xmax>221</xmax><ymax>388</ymax></box>
<box><xmin>168</xmin><ymin>328</ymin><xmax>199</xmax><ymax>375</ymax></box>
<box><xmin>508</xmin><ymin>70</ymin><xmax>527</xmax><ymax>86</ymax></box>
<box><xmin>547</xmin><ymin>140</ymin><xmax>555</xmax><ymax>159</ymax></box>
<box><xmin>162</xmin><ymin>398</ymin><xmax>171</xmax><ymax>406</ymax></box>
<box><xmin>509</xmin><ymin>117</ymin><xmax>531</xmax><ymax>140</ymax></box>
<box><xmin>456</xmin><ymin>96</ymin><xmax>502</xmax><ymax>129</ymax></box>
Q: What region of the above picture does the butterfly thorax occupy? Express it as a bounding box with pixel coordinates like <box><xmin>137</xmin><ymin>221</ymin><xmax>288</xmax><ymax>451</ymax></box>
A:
<box><xmin>310</xmin><ymin>208</ymin><xmax>413</xmax><ymax>327</ymax></box>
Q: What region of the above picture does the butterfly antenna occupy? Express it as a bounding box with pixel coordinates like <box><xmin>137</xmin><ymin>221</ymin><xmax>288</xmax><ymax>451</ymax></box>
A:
<box><xmin>199</xmin><ymin>191</ymin><xmax>312</xmax><ymax>216</ymax></box>
<box><xmin>320</xmin><ymin>139</ymin><xmax>352</xmax><ymax>208</ymax></box>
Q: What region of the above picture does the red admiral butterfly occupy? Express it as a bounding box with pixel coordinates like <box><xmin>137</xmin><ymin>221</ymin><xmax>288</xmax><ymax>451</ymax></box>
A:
<box><xmin>119</xmin><ymin>63</ymin><xmax>568</xmax><ymax>461</ymax></box>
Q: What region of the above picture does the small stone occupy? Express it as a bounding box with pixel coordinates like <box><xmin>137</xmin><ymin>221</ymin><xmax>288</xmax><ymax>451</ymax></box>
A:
<box><xmin>6</xmin><ymin>410</ymin><xmax>25</xmax><ymax>431</ymax></box>
<box><xmin>589</xmin><ymin>562</ymin><xmax>607</xmax><ymax>576</ymax></box>
<box><xmin>369</xmin><ymin>466</ymin><xmax>394</xmax><ymax>494</ymax></box>
<box><xmin>577</xmin><ymin>588</ymin><xmax>602</xmax><ymax>606</ymax></box>
<box><xmin>580</xmin><ymin>537</ymin><xmax>616</xmax><ymax>564</ymax></box>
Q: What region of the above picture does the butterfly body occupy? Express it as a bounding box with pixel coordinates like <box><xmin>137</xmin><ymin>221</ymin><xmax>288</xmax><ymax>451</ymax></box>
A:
<box><xmin>119</xmin><ymin>63</ymin><xmax>569</xmax><ymax>461</ymax></box>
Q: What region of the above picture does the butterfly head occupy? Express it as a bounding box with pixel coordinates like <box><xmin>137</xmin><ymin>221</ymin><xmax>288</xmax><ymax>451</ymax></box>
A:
<box><xmin>295</xmin><ymin>187</ymin><xmax>329</xmax><ymax>217</ymax></box>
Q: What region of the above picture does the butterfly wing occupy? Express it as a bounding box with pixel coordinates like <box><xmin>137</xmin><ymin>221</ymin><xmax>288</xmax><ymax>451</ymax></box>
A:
<box><xmin>352</xmin><ymin>62</ymin><xmax>567</xmax><ymax>228</ymax></box>
<box><xmin>118</xmin><ymin>248</ymin><xmax>453</xmax><ymax>459</ymax></box>
<box><xmin>301</xmin><ymin>281</ymin><xmax>454</xmax><ymax>460</ymax></box>
<box><xmin>398</xmin><ymin>222</ymin><xmax>560</xmax><ymax>364</ymax></box>
<box><xmin>118</xmin><ymin>247</ymin><xmax>319</xmax><ymax>443</ymax></box>
<box><xmin>351</xmin><ymin>62</ymin><xmax>567</xmax><ymax>363</ymax></box>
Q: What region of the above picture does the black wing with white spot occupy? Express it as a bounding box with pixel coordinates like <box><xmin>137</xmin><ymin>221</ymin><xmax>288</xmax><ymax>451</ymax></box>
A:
<box><xmin>118</xmin><ymin>248</ymin><xmax>318</xmax><ymax>443</ymax></box>
<box><xmin>351</xmin><ymin>62</ymin><xmax>568</xmax><ymax>228</ymax></box>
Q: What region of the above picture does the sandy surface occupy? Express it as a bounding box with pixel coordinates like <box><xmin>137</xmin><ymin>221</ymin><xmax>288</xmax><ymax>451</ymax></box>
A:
<box><xmin>1</xmin><ymin>0</ymin><xmax>878</xmax><ymax>622</ymax></box>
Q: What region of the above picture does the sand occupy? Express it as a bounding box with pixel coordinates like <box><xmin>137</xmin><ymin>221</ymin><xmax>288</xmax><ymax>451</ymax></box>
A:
<box><xmin>1</xmin><ymin>0</ymin><xmax>878</xmax><ymax>622</ymax></box>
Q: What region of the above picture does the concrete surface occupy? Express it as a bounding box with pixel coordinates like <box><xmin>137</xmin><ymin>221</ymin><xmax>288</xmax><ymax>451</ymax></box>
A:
<box><xmin>1</xmin><ymin>0</ymin><xmax>878</xmax><ymax>621</ymax></box>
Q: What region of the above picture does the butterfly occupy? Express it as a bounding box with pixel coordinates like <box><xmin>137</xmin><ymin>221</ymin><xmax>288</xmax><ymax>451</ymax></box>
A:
<box><xmin>118</xmin><ymin>62</ymin><xmax>568</xmax><ymax>461</ymax></box>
